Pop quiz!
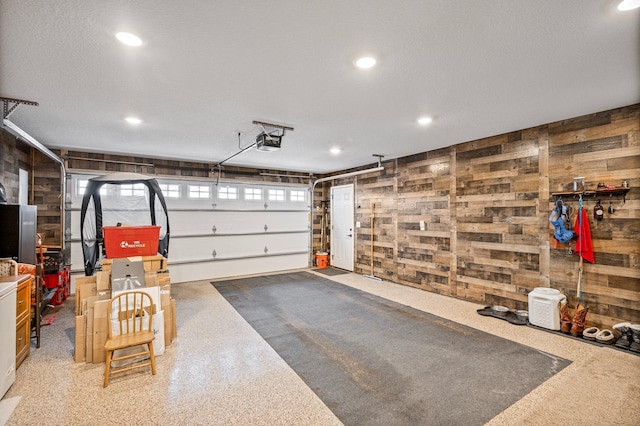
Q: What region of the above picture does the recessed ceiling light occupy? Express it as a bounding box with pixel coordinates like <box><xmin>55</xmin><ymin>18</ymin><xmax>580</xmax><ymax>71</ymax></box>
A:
<box><xmin>330</xmin><ymin>147</ymin><xmax>341</xmax><ymax>155</ymax></box>
<box><xmin>618</xmin><ymin>0</ymin><xmax>640</xmax><ymax>10</ymax></box>
<box><xmin>355</xmin><ymin>57</ymin><xmax>376</xmax><ymax>69</ymax></box>
<box><xmin>125</xmin><ymin>117</ymin><xmax>143</xmax><ymax>125</ymax></box>
<box><xmin>417</xmin><ymin>116</ymin><xmax>433</xmax><ymax>126</ymax></box>
<box><xmin>116</xmin><ymin>32</ymin><xmax>143</xmax><ymax>46</ymax></box>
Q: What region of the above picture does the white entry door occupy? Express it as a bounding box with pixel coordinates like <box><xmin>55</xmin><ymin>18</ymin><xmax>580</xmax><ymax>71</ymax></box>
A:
<box><xmin>330</xmin><ymin>184</ymin><xmax>354</xmax><ymax>271</ymax></box>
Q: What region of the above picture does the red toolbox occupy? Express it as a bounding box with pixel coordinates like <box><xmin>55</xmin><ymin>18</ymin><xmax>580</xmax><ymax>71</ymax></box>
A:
<box><xmin>43</xmin><ymin>267</ymin><xmax>69</xmax><ymax>289</ymax></box>
<box><xmin>43</xmin><ymin>272</ymin><xmax>60</xmax><ymax>289</ymax></box>
<box><xmin>103</xmin><ymin>225</ymin><xmax>160</xmax><ymax>258</ymax></box>
<box><xmin>49</xmin><ymin>286</ymin><xmax>68</xmax><ymax>306</ymax></box>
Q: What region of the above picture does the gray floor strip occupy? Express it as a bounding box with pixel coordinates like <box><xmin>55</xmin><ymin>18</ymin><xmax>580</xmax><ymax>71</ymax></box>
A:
<box><xmin>213</xmin><ymin>271</ymin><xmax>570</xmax><ymax>426</ymax></box>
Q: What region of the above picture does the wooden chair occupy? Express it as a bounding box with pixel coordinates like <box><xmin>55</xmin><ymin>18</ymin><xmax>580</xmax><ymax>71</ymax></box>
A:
<box><xmin>103</xmin><ymin>291</ymin><xmax>156</xmax><ymax>387</ymax></box>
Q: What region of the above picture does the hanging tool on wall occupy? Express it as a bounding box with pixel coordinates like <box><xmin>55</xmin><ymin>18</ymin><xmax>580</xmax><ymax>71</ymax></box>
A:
<box><xmin>363</xmin><ymin>202</ymin><xmax>382</xmax><ymax>281</ymax></box>
<box><xmin>549</xmin><ymin>198</ymin><xmax>575</xmax><ymax>245</ymax></box>
<box><xmin>571</xmin><ymin>193</ymin><xmax>594</xmax><ymax>336</ymax></box>
<box><xmin>594</xmin><ymin>200</ymin><xmax>604</xmax><ymax>221</ymax></box>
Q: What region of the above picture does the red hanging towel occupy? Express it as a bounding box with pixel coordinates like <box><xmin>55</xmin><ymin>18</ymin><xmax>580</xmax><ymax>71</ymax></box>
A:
<box><xmin>573</xmin><ymin>207</ymin><xmax>594</xmax><ymax>263</ymax></box>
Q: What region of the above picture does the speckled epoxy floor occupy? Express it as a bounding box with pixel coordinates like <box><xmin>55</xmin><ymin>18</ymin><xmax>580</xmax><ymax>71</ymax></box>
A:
<box><xmin>3</xmin><ymin>270</ymin><xmax>639</xmax><ymax>425</ymax></box>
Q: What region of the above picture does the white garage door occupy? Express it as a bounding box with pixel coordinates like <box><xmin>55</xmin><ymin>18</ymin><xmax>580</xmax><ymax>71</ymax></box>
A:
<box><xmin>68</xmin><ymin>173</ymin><xmax>310</xmax><ymax>287</ymax></box>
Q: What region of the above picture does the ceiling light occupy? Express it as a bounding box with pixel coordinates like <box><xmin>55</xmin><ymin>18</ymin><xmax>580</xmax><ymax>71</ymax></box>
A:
<box><xmin>125</xmin><ymin>117</ymin><xmax>143</xmax><ymax>125</ymax></box>
<box><xmin>330</xmin><ymin>147</ymin><xmax>341</xmax><ymax>155</ymax></box>
<box><xmin>618</xmin><ymin>0</ymin><xmax>640</xmax><ymax>10</ymax></box>
<box><xmin>417</xmin><ymin>116</ymin><xmax>433</xmax><ymax>126</ymax></box>
<box><xmin>355</xmin><ymin>57</ymin><xmax>376</xmax><ymax>69</ymax></box>
<box><xmin>116</xmin><ymin>32</ymin><xmax>143</xmax><ymax>46</ymax></box>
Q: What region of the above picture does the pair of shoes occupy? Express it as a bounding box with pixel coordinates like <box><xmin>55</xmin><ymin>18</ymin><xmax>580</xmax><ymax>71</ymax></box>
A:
<box><xmin>614</xmin><ymin>323</ymin><xmax>632</xmax><ymax>349</ymax></box>
<box><xmin>595</xmin><ymin>329</ymin><xmax>617</xmax><ymax>345</ymax></box>
<box><xmin>570</xmin><ymin>304</ymin><xmax>588</xmax><ymax>337</ymax></box>
<box><xmin>581</xmin><ymin>327</ymin><xmax>618</xmax><ymax>345</ymax></box>
<box><xmin>560</xmin><ymin>302</ymin><xmax>572</xmax><ymax>334</ymax></box>
<box><xmin>630</xmin><ymin>324</ymin><xmax>640</xmax><ymax>353</ymax></box>
<box><xmin>583</xmin><ymin>327</ymin><xmax>599</xmax><ymax>340</ymax></box>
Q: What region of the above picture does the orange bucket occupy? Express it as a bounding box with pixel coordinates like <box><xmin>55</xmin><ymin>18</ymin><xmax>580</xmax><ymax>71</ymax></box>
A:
<box><xmin>315</xmin><ymin>252</ymin><xmax>329</xmax><ymax>269</ymax></box>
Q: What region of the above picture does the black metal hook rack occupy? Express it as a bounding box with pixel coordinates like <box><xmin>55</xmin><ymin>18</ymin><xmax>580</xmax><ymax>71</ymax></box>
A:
<box><xmin>551</xmin><ymin>188</ymin><xmax>630</xmax><ymax>204</ymax></box>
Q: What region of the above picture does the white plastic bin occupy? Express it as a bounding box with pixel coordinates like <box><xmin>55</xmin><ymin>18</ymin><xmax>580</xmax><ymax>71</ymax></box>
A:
<box><xmin>528</xmin><ymin>287</ymin><xmax>567</xmax><ymax>330</ymax></box>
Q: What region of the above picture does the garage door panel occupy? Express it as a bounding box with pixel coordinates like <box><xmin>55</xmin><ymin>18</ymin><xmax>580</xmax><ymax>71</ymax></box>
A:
<box><xmin>170</xmin><ymin>211</ymin><xmax>309</xmax><ymax>235</ymax></box>
<box><xmin>169</xmin><ymin>210</ymin><xmax>215</xmax><ymax>234</ymax></box>
<box><xmin>170</xmin><ymin>253</ymin><xmax>309</xmax><ymax>283</ymax></box>
<box><xmin>70</xmin><ymin>210</ymin><xmax>82</xmax><ymax>239</ymax></box>
<box><xmin>170</xmin><ymin>233</ymin><xmax>308</xmax><ymax>262</ymax></box>
<box><xmin>68</xmin><ymin>174</ymin><xmax>310</xmax><ymax>284</ymax></box>
<box><xmin>69</xmin><ymin>241</ymin><xmax>84</xmax><ymax>267</ymax></box>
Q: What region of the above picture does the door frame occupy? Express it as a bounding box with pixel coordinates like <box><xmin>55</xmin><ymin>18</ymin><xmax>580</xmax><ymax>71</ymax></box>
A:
<box><xmin>330</xmin><ymin>184</ymin><xmax>354</xmax><ymax>271</ymax></box>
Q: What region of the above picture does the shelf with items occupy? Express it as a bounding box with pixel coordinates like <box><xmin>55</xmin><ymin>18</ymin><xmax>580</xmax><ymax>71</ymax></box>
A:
<box><xmin>40</xmin><ymin>245</ymin><xmax>70</xmax><ymax>274</ymax></box>
<box><xmin>551</xmin><ymin>187</ymin><xmax>630</xmax><ymax>203</ymax></box>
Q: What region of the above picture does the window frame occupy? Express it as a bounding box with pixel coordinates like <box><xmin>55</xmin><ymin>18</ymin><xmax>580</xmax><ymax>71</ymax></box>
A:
<box><xmin>187</xmin><ymin>184</ymin><xmax>211</xmax><ymax>199</ymax></box>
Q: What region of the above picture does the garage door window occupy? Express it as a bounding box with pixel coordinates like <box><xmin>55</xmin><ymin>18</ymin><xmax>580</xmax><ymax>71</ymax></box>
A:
<box><xmin>268</xmin><ymin>189</ymin><xmax>285</xmax><ymax>202</ymax></box>
<box><xmin>188</xmin><ymin>185</ymin><xmax>210</xmax><ymax>199</ymax></box>
<box><xmin>160</xmin><ymin>183</ymin><xmax>181</xmax><ymax>199</ymax></box>
<box><xmin>218</xmin><ymin>186</ymin><xmax>238</xmax><ymax>200</ymax></box>
<box><xmin>289</xmin><ymin>189</ymin><xmax>306</xmax><ymax>202</ymax></box>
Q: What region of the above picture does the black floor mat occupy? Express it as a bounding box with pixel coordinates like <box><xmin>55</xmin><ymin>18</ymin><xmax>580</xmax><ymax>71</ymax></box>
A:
<box><xmin>212</xmin><ymin>272</ymin><xmax>570</xmax><ymax>426</ymax></box>
<box><xmin>312</xmin><ymin>267</ymin><xmax>348</xmax><ymax>276</ymax></box>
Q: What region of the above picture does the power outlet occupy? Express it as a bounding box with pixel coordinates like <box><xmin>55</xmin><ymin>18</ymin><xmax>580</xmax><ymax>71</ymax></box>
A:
<box><xmin>419</xmin><ymin>220</ymin><xmax>425</xmax><ymax>231</ymax></box>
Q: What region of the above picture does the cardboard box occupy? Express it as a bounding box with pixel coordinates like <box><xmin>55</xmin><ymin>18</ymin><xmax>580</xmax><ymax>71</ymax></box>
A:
<box><xmin>96</xmin><ymin>271</ymin><xmax>110</xmax><ymax>292</ymax></box>
<box><xmin>93</xmin><ymin>331</ymin><xmax>108</xmax><ymax>364</ymax></box>
<box><xmin>75</xmin><ymin>275</ymin><xmax>97</xmax><ymax>316</ymax></box>
<box><xmin>157</xmin><ymin>271</ymin><xmax>171</xmax><ymax>286</ymax></box>
<box><xmin>100</xmin><ymin>255</ymin><xmax>167</xmax><ymax>273</ymax></box>
<box><xmin>145</xmin><ymin>272</ymin><xmax>158</xmax><ymax>287</ymax></box>
<box><xmin>92</xmin><ymin>299</ymin><xmax>110</xmax><ymax>364</ymax></box>
<box><xmin>143</xmin><ymin>256</ymin><xmax>167</xmax><ymax>272</ymax></box>
<box><xmin>161</xmin><ymin>295</ymin><xmax>175</xmax><ymax>346</ymax></box>
<box><xmin>75</xmin><ymin>315</ymin><xmax>86</xmax><ymax>363</ymax></box>
<box><xmin>85</xmin><ymin>306</ymin><xmax>94</xmax><ymax>363</ymax></box>
<box><xmin>111</xmin><ymin>259</ymin><xmax>146</xmax><ymax>292</ymax></box>
<box><xmin>74</xmin><ymin>262</ymin><xmax>172</xmax><ymax>364</ymax></box>
<box><xmin>160</xmin><ymin>285</ymin><xmax>171</xmax><ymax>307</ymax></box>
<box><xmin>93</xmin><ymin>270</ymin><xmax>164</xmax><ymax>293</ymax></box>
<box><xmin>84</xmin><ymin>295</ymin><xmax>110</xmax><ymax>362</ymax></box>
<box><xmin>163</xmin><ymin>311</ymin><xmax>172</xmax><ymax>346</ymax></box>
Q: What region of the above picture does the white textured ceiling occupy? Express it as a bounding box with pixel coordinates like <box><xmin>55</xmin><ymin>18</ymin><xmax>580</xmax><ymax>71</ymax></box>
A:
<box><xmin>1</xmin><ymin>1</ymin><xmax>639</xmax><ymax>174</ymax></box>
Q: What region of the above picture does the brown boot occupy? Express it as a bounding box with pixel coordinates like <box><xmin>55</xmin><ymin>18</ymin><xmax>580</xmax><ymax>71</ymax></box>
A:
<box><xmin>560</xmin><ymin>301</ymin><xmax>572</xmax><ymax>334</ymax></box>
<box><xmin>570</xmin><ymin>303</ymin><xmax>588</xmax><ymax>337</ymax></box>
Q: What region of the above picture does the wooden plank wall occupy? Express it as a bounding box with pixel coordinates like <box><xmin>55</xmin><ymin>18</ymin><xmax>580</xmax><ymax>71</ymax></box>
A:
<box><xmin>0</xmin><ymin>129</ymin><xmax>31</xmax><ymax>203</ymax></box>
<box><xmin>455</xmin><ymin>129</ymin><xmax>543</xmax><ymax>309</ymax></box>
<box><xmin>0</xmin><ymin>129</ymin><xmax>65</xmax><ymax>245</ymax></box>
<box><xmin>547</xmin><ymin>106</ymin><xmax>640</xmax><ymax>327</ymax></box>
<box><xmin>4</xmin><ymin>104</ymin><xmax>638</xmax><ymax>328</ymax></box>
<box><xmin>32</xmin><ymin>152</ymin><xmax>64</xmax><ymax>244</ymax></box>
<box><xmin>347</xmin><ymin>104</ymin><xmax>639</xmax><ymax>328</ymax></box>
